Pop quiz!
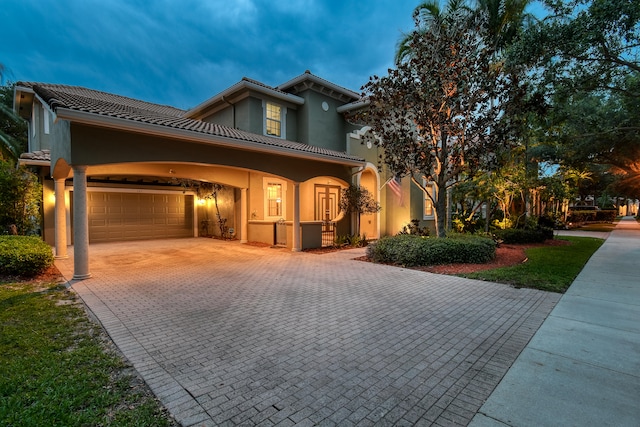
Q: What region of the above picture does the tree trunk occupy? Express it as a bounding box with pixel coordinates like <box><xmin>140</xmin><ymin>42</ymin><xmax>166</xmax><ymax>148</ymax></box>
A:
<box><xmin>435</xmin><ymin>184</ymin><xmax>448</xmax><ymax>238</ymax></box>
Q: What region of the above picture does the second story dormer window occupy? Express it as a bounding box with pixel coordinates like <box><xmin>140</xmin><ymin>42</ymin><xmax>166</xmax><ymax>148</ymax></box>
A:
<box><xmin>264</xmin><ymin>101</ymin><xmax>285</xmax><ymax>138</ymax></box>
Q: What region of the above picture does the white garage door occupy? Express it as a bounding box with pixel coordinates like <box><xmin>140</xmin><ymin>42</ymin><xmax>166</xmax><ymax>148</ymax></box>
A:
<box><xmin>87</xmin><ymin>191</ymin><xmax>194</xmax><ymax>243</ymax></box>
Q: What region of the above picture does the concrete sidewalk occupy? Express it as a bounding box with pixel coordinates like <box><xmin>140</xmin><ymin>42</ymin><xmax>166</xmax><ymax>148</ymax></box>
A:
<box><xmin>470</xmin><ymin>217</ymin><xmax>640</xmax><ymax>426</ymax></box>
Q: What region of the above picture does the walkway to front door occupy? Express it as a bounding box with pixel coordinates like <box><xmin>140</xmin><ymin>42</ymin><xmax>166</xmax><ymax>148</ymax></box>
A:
<box><xmin>56</xmin><ymin>238</ymin><xmax>559</xmax><ymax>426</ymax></box>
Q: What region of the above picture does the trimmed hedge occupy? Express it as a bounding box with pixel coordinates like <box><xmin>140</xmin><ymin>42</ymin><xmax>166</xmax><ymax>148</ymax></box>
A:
<box><xmin>567</xmin><ymin>209</ymin><xmax>617</xmax><ymax>223</ymax></box>
<box><xmin>0</xmin><ymin>236</ymin><xmax>54</xmax><ymax>277</ymax></box>
<box><xmin>366</xmin><ymin>234</ymin><xmax>496</xmax><ymax>267</ymax></box>
<box><xmin>495</xmin><ymin>227</ymin><xmax>554</xmax><ymax>244</ymax></box>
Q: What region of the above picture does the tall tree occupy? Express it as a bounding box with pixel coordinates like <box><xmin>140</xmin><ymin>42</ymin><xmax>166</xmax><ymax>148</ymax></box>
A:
<box><xmin>513</xmin><ymin>0</ymin><xmax>640</xmax><ymax>196</ymax></box>
<box><xmin>397</xmin><ymin>0</ymin><xmax>543</xmax><ymax>227</ymax></box>
<box><xmin>512</xmin><ymin>0</ymin><xmax>640</xmax><ymax>96</ymax></box>
<box><xmin>397</xmin><ymin>0</ymin><xmax>534</xmax><ymax>63</ymax></box>
<box><xmin>363</xmin><ymin>5</ymin><xmax>515</xmax><ymax>237</ymax></box>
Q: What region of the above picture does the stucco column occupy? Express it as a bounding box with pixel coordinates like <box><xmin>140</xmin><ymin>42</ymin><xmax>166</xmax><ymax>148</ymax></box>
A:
<box><xmin>54</xmin><ymin>178</ymin><xmax>68</xmax><ymax>259</ymax></box>
<box><xmin>72</xmin><ymin>166</ymin><xmax>91</xmax><ymax>280</ymax></box>
<box><xmin>292</xmin><ymin>182</ymin><xmax>301</xmax><ymax>252</ymax></box>
<box><xmin>240</xmin><ymin>188</ymin><xmax>248</xmax><ymax>243</ymax></box>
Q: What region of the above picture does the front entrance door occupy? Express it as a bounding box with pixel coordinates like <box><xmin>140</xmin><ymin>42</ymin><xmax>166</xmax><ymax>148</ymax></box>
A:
<box><xmin>315</xmin><ymin>185</ymin><xmax>340</xmax><ymax>221</ymax></box>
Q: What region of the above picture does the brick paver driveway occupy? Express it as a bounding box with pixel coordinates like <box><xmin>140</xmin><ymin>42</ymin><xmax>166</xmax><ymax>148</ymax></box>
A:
<box><xmin>56</xmin><ymin>238</ymin><xmax>559</xmax><ymax>426</ymax></box>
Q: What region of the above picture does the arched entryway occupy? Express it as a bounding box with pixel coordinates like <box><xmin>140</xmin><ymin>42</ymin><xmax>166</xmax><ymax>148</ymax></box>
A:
<box><xmin>358</xmin><ymin>165</ymin><xmax>380</xmax><ymax>240</ymax></box>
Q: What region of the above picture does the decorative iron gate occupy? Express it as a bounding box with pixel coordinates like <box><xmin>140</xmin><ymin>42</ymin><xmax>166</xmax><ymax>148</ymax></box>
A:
<box><xmin>322</xmin><ymin>220</ymin><xmax>336</xmax><ymax>247</ymax></box>
<box><xmin>274</xmin><ymin>218</ymin><xmax>287</xmax><ymax>246</ymax></box>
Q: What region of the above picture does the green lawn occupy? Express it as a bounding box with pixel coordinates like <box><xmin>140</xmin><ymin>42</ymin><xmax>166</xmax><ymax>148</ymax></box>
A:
<box><xmin>461</xmin><ymin>236</ymin><xmax>604</xmax><ymax>293</ymax></box>
<box><xmin>0</xmin><ymin>281</ymin><xmax>177</xmax><ymax>427</ymax></box>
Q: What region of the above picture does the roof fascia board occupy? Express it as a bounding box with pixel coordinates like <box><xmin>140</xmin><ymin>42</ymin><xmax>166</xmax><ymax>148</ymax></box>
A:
<box><xmin>186</xmin><ymin>80</ymin><xmax>305</xmax><ymax>118</ymax></box>
<box><xmin>278</xmin><ymin>74</ymin><xmax>360</xmax><ymax>100</ymax></box>
<box><xmin>336</xmin><ymin>99</ymin><xmax>370</xmax><ymax>113</ymax></box>
<box><xmin>18</xmin><ymin>159</ymin><xmax>50</xmax><ymax>167</ymax></box>
<box><xmin>55</xmin><ymin>108</ymin><xmax>363</xmax><ymax>167</ymax></box>
<box><xmin>34</xmin><ymin>93</ymin><xmax>58</xmax><ymax>122</ymax></box>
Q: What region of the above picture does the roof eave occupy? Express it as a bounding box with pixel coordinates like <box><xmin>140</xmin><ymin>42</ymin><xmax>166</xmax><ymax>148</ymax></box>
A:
<box><xmin>13</xmin><ymin>84</ymin><xmax>35</xmax><ymax>118</ymax></box>
<box><xmin>336</xmin><ymin>99</ymin><xmax>370</xmax><ymax>113</ymax></box>
<box><xmin>55</xmin><ymin>108</ymin><xmax>364</xmax><ymax>167</ymax></box>
<box><xmin>18</xmin><ymin>159</ymin><xmax>50</xmax><ymax>167</ymax></box>
<box><xmin>185</xmin><ymin>80</ymin><xmax>305</xmax><ymax>118</ymax></box>
<box><xmin>277</xmin><ymin>73</ymin><xmax>361</xmax><ymax>100</ymax></box>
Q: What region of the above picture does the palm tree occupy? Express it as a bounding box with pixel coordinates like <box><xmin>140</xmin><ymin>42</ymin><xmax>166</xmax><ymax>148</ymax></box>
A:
<box><xmin>395</xmin><ymin>0</ymin><xmax>472</xmax><ymax>64</ymax></box>
<box><xmin>475</xmin><ymin>0</ymin><xmax>534</xmax><ymax>53</ymax></box>
<box><xmin>0</xmin><ymin>64</ymin><xmax>28</xmax><ymax>162</ymax></box>
<box><xmin>395</xmin><ymin>0</ymin><xmax>534</xmax><ymax>64</ymax></box>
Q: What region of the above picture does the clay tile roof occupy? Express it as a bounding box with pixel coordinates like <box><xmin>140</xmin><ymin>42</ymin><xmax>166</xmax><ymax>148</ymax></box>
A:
<box><xmin>20</xmin><ymin>149</ymin><xmax>51</xmax><ymax>161</ymax></box>
<box><xmin>240</xmin><ymin>77</ymin><xmax>290</xmax><ymax>95</ymax></box>
<box><xmin>18</xmin><ymin>82</ymin><xmax>363</xmax><ymax>163</ymax></box>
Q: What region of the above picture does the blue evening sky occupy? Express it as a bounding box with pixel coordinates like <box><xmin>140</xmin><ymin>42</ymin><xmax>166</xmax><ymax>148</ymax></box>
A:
<box><xmin>1</xmin><ymin>0</ymin><xmax>546</xmax><ymax>110</ymax></box>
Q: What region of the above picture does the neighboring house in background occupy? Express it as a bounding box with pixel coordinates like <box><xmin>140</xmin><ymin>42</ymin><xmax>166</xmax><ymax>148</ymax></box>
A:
<box><xmin>13</xmin><ymin>70</ymin><xmax>435</xmax><ymax>279</ymax></box>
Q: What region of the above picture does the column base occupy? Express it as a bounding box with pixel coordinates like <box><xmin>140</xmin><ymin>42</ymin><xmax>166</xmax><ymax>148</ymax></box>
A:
<box><xmin>72</xmin><ymin>273</ymin><xmax>92</xmax><ymax>280</ymax></box>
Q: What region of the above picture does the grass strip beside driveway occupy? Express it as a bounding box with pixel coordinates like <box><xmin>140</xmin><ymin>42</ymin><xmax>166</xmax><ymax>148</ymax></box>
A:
<box><xmin>460</xmin><ymin>236</ymin><xmax>604</xmax><ymax>293</ymax></box>
<box><xmin>0</xmin><ymin>281</ymin><xmax>177</xmax><ymax>427</ymax></box>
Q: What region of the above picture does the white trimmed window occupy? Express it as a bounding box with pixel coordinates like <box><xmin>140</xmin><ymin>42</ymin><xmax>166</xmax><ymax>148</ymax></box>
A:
<box><xmin>43</xmin><ymin>109</ymin><xmax>50</xmax><ymax>134</ymax></box>
<box><xmin>423</xmin><ymin>179</ymin><xmax>435</xmax><ymax>219</ymax></box>
<box><xmin>264</xmin><ymin>101</ymin><xmax>285</xmax><ymax>138</ymax></box>
<box><xmin>263</xmin><ymin>178</ymin><xmax>287</xmax><ymax>219</ymax></box>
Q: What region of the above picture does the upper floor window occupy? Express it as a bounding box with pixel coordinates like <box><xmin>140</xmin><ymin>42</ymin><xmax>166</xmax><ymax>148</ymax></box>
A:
<box><xmin>264</xmin><ymin>102</ymin><xmax>285</xmax><ymax>138</ymax></box>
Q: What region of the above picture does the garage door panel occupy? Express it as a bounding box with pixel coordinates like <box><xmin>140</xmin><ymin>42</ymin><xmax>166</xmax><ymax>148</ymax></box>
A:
<box><xmin>90</xmin><ymin>206</ymin><xmax>107</xmax><ymax>215</ymax></box>
<box><xmin>87</xmin><ymin>191</ymin><xmax>194</xmax><ymax>243</ymax></box>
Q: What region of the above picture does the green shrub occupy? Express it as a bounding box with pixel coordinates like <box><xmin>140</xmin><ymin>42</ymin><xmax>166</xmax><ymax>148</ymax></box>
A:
<box><xmin>567</xmin><ymin>209</ymin><xmax>595</xmax><ymax>223</ymax></box>
<box><xmin>366</xmin><ymin>234</ymin><xmax>496</xmax><ymax>267</ymax></box>
<box><xmin>495</xmin><ymin>227</ymin><xmax>553</xmax><ymax>244</ymax></box>
<box><xmin>0</xmin><ymin>161</ymin><xmax>42</xmax><ymax>235</ymax></box>
<box><xmin>492</xmin><ymin>217</ymin><xmax>513</xmax><ymax>230</ymax></box>
<box><xmin>0</xmin><ymin>236</ymin><xmax>54</xmax><ymax>276</ymax></box>
<box><xmin>334</xmin><ymin>234</ymin><xmax>367</xmax><ymax>248</ymax></box>
<box><xmin>397</xmin><ymin>219</ymin><xmax>430</xmax><ymax>236</ymax></box>
<box><xmin>452</xmin><ymin>214</ymin><xmax>484</xmax><ymax>233</ymax></box>
<box><xmin>595</xmin><ymin>209</ymin><xmax>617</xmax><ymax>222</ymax></box>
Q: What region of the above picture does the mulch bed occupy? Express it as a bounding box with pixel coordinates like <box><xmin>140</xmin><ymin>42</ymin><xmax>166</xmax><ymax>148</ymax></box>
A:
<box><xmin>346</xmin><ymin>239</ymin><xmax>571</xmax><ymax>275</ymax></box>
<box><xmin>0</xmin><ymin>264</ymin><xmax>65</xmax><ymax>285</ymax></box>
<box><xmin>415</xmin><ymin>239</ymin><xmax>571</xmax><ymax>274</ymax></box>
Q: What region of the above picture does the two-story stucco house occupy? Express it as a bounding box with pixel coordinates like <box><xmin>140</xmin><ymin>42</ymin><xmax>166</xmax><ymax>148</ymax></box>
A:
<box><xmin>14</xmin><ymin>71</ymin><xmax>436</xmax><ymax>279</ymax></box>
